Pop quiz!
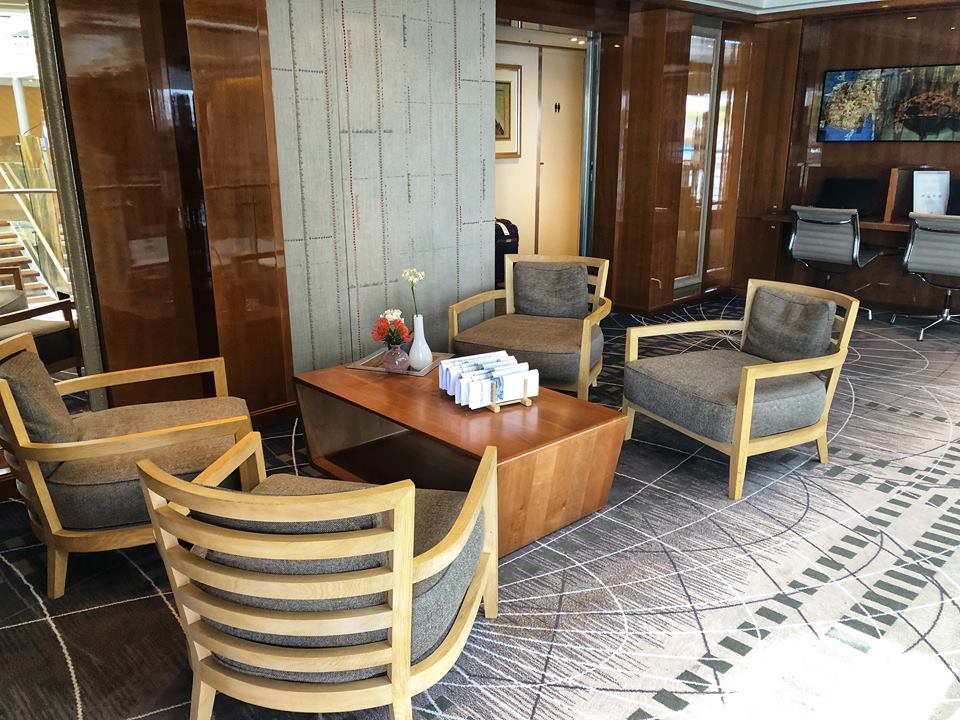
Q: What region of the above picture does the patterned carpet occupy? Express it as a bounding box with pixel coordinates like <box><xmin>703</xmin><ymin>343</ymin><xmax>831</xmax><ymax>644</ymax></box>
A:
<box><xmin>2</xmin><ymin>298</ymin><xmax>960</xmax><ymax>719</ymax></box>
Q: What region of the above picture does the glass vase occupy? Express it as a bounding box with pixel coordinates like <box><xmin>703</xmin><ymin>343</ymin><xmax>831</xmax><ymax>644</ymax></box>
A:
<box><xmin>382</xmin><ymin>344</ymin><xmax>410</xmax><ymax>373</ymax></box>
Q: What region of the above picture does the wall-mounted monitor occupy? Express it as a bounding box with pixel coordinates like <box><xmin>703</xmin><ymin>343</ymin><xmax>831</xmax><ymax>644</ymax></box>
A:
<box><xmin>817</xmin><ymin>65</ymin><xmax>960</xmax><ymax>142</ymax></box>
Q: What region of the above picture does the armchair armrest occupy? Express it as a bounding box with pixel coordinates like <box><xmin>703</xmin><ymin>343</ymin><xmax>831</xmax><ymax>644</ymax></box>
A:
<box><xmin>189</xmin><ymin>430</ymin><xmax>265</xmax><ymax>490</ymax></box>
<box><xmin>56</xmin><ymin>357</ymin><xmax>229</xmax><ymax>397</ymax></box>
<box><xmin>448</xmin><ymin>289</ymin><xmax>506</xmax><ymax>351</ymax></box>
<box><xmin>731</xmin><ymin>350</ymin><xmax>848</xmax><ymax>450</ymax></box>
<box><xmin>0</xmin><ymin>265</ymin><xmax>24</xmax><ymax>290</ymax></box>
<box><xmin>0</xmin><ymin>298</ymin><xmax>73</xmax><ymax>326</ymax></box>
<box><xmin>625</xmin><ymin>319</ymin><xmax>744</xmax><ymax>363</ymax></box>
<box><xmin>413</xmin><ymin>446</ymin><xmax>497</xmax><ymax>582</ymax></box>
<box><xmin>19</xmin><ymin>415</ymin><xmax>251</xmax><ymax>463</ymax></box>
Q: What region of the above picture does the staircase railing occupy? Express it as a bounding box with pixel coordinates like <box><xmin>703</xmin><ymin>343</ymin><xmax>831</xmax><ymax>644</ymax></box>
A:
<box><xmin>0</xmin><ymin>134</ymin><xmax>71</xmax><ymax>294</ymax></box>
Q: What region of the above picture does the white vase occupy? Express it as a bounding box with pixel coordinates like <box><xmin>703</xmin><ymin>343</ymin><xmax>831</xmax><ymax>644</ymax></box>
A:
<box><xmin>408</xmin><ymin>314</ymin><xmax>433</xmax><ymax>371</ymax></box>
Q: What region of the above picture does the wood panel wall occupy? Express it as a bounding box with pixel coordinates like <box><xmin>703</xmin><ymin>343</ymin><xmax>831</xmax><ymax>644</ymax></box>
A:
<box><xmin>730</xmin><ymin>19</ymin><xmax>803</xmax><ymax>289</ymax></box>
<box><xmin>594</xmin><ymin>8</ymin><xmax>693</xmax><ymax>313</ymax></box>
<box><xmin>774</xmin><ymin>8</ymin><xmax>960</xmax><ymax>311</ymax></box>
<box><xmin>56</xmin><ymin>0</ymin><xmax>205</xmax><ymax>404</ymax></box>
<box><xmin>56</xmin><ymin>0</ymin><xmax>294</xmax><ymax>412</ymax></box>
<box><xmin>183</xmin><ymin>0</ymin><xmax>294</xmax><ymax>414</ymax></box>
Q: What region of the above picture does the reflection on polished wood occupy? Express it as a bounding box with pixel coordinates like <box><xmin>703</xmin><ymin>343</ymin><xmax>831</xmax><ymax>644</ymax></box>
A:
<box><xmin>730</xmin><ymin>20</ymin><xmax>802</xmax><ymax>290</ymax></box>
<box><xmin>295</xmin><ymin>365</ymin><xmax>626</xmax><ymax>555</ymax></box>
<box><xmin>703</xmin><ymin>25</ymin><xmax>751</xmax><ymax>290</ymax></box>
<box><xmin>57</xmin><ymin>0</ymin><xmax>203</xmax><ymax>405</ymax></box>
<box><xmin>601</xmin><ymin>8</ymin><xmax>693</xmax><ymax>313</ymax></box>
<box><xmin>183</xmin><ymin>0</ymin><xmax>294</xmax><ymax>414</ymax></box>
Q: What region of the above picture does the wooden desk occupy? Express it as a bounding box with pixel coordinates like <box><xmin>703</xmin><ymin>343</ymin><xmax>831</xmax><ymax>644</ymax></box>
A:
<box><xmin>762</xmin><ymin>214</ymin><xmax>910</xmax><ymax>234</ymax></box>
<box><xmin>294</xmin><ymin>365</ymin><xmax>627</xmax><ymax>555</ymax></box>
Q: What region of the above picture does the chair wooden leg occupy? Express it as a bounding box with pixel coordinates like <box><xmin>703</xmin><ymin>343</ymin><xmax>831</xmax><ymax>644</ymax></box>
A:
<box><xmin>816</xmin><ymin>434</ymin><xmax>829</xmax><ymax>464</ymax></box>
<box><xmin>47</xmin><ymin>547</ymin><xmax>68</xmax><ymax>600</ymax></box>
<box><xmin>391</xmin><ymin>696</ymin><xmax>413</xmax><ymax>720</ymax></box>
<box><xmin>622</xmin><ymin>405</ymin><xmax>636</xmax><ymax>441</ymax></box>
<box><xmin>483</xmin><ymin>557</ymin><xmax>499</xmax><ymax>620</ymax></box>
<box><xmin>189</xmin><ymin>674</ymin><xmax>215</xmax><ymax>720</ymax></box>
<box><xmin>728</xmin><ymin>451</ymin><xmax>748</xmax><ymax>501</ymax></box>
<box><xmin>576</xmin><ymin>381</ymin><xmax>590</xmax><ymax>401</ymax></box>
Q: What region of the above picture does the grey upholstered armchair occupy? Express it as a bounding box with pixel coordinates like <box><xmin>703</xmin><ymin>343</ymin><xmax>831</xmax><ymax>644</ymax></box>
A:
<box><xmin>0</xmin><ymin>332</ymin><xmax>252</xmax><ymax>598</ymax></box>
<box><xmin>448</xmin><ymin>254</ymin><xmax>610</xmax><ymax>400</ymax></box>
<box><xmin>0</xmin><ymin>265</ymin><xmax>79</xmax><ymax>372</ymax></box>
<box><xmin>137</xmin><ymin>432</ymin><xmax>498</xmax><ymax>719</ymax></box>
<box><xmin>622</xmin><ymin>279</ymin><xmax>859</xmax><ymax>501</ymax></box>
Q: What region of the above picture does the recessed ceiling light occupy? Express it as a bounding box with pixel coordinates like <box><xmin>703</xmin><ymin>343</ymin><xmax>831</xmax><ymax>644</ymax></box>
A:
<box><xmin>952</xmin><ymin>25</ymin><xmax>957</xmax><ymax>29</ymax></box>
<box><xmin>570</xmin><ymin>36</ymin><xmax>578</xmax><ymax>42</ymax></box>
<box><xmin>906</xmin><ymin>15</ymin><xmax>917</xmax><ymax>19</ymax></box>
<box><xmin>613</xmin><ymin>43</ymin><xmax>621</xmax><ymax>48</ymax></box>
<box><xmin>578</xmin><ymin>40</ymin><xmax>585</xmax><ymax>45</ymax></box>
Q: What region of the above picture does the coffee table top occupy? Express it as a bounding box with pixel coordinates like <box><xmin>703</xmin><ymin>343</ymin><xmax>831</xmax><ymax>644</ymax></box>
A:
<box><xmin>294</xmin><ymin>364</ymin><xmax>625</xmax><ymax>462</ymax></box>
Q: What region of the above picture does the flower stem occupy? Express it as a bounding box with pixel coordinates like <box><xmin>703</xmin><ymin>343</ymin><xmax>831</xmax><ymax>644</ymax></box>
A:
<box><xmin>411</xmin><ymin>285</ymin><xmax>419</xmax><ymax>318</ymax></box>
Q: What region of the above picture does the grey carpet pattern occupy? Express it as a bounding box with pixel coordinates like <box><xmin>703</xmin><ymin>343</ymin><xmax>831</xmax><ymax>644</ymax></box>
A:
<box><xmin>1</xmin><ymin>298</ymin><xmax>959</xmax><ymax>719</ymax></box>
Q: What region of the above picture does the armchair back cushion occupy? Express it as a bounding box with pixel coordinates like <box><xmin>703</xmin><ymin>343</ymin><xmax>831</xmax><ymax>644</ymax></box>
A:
<box><xmin>0</xmin><ymin>350</ymin><xmax>78</xmax><ymax>476</ymax></box>
<box><xmin>514</xmin><ymin>262</ymin><xmax>589</xmax><ymax>318</ymax></box>
<box><xmin>0</xmin><ymin>289</ymin><xmax>27</xmax><ymax>315</ymax></box>
<box><xmin>742</xmin><ymin>286</ymin><xmax>836</xmax><ymax>363</ymax></box>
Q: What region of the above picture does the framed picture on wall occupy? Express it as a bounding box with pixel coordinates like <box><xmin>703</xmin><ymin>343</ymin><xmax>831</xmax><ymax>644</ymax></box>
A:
<box><xmin>495</xmin><ymin>64</ymin><xmax>521</xmax><ymax>158</ymax></box>
<box><xmin>818</xmin><ymin>64</ymin><xmax>960</xmax><ymax>142</ymax></box>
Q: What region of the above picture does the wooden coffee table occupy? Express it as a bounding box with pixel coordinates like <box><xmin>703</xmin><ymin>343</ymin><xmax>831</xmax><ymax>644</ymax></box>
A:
<box><xmin>294</xmin><ymin>364</ymin><xmax>626</xmax><ymax>555</ymax></box>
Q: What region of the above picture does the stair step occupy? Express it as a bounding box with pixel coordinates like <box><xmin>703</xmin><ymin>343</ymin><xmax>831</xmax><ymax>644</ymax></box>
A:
<box><xmin>0</xmin><ymin>256</ymin><xmax>31</xmax><ymax>265</ymax></box>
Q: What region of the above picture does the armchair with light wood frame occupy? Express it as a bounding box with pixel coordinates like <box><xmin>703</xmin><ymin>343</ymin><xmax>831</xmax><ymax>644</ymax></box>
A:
<box><xmin>448</xmin><ymin>254</ymin><xmax>611</xmax><ymax>400</ymax></box>
<box><xmin>621</xmin><ymin>279</ymin><xmax>858</xmax><ymax>500</ymax></box>
<box><xmin>137</xmin><ymin>432</ymin><xmax>499</xmax><ymax>720</ymax></box>
<box><xmin>0</xmin><ymin>332</ymin><xmax>253</xmax><ymax>598</ymax></box>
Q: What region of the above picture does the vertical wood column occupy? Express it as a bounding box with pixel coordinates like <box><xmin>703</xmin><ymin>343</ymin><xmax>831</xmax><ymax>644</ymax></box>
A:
<box><xmin>182</xmin><ymin>0</ymin><xmax>294</xmax><ymax>413</ymax></box>
<box><xmin>594</xmin><ymin>9</ymin><xmax>692</xmax><ymax>314</ymax></box>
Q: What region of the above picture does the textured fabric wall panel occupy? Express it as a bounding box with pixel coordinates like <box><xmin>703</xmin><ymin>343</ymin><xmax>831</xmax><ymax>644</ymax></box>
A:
<box><xmin>268</xmin><ymin>0</ymin><xmax>495</xmax><ymax>372</ymax></box>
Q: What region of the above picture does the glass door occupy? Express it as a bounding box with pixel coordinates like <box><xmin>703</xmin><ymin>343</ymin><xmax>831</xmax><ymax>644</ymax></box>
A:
<box><xmin>674</xmin><ymin>25</ymin><xmax>721</xmax><ymax>295</ymax></box>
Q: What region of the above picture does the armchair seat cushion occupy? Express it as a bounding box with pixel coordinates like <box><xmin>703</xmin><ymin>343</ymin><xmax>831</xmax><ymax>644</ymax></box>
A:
<box><xmin>453</xmin><ymin>313</ymin><xmax>603</xmax><ymax>385</ymax></box>
<box><xmin>31</xmin><ymin>396</ymin><xmax>250</xmax><ymax>530</ymax></box>
<box><xmin>624</xmin><ymin>348</ymin><xmax>826</xmax><ymax>443</ymax></box>
<box><xmin>0</xmin><ymin>318</ymin><xmax>75</xmax><ymax>367</ymax></box>
<box><xmin>195</xmin><ymin>473</ymin><xmax>484</xmax><ymax>684</ymax></box>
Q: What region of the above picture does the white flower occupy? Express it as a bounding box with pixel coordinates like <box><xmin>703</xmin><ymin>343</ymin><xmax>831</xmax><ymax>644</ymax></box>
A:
<box><xmin>401</xmin><ymin>268</ymin><xmax>425</xmax><ymax>286</ymax></box>
<box><xmin>381</xmin><ymin>308</ymin><xmax>404</xmax><ymax>322</ymax></box>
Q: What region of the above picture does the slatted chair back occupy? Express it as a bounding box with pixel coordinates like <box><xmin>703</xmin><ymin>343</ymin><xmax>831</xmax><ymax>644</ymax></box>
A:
<box><xmin>905</xmin><ymin>213</ymin><xmax>960</xmax><ymax>282</ymax></box>
<box><xmin>137</xmin><ymin>433</ymin><xmax>417</xmax><ymax>715</ymax></box>
<box><xmin>503</xmin><ymin>254</ymin><xmax>609</xmax><ymax>315</ymax></box>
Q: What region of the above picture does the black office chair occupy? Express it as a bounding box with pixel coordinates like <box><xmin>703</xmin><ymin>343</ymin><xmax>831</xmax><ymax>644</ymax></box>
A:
<box><xmin>789</xmin><ymin>206</ymin><xmax>894</xmax><ymax>320</ymax></box>
<box><xmin>891</xmin><ymin>213</ymin><xmax>960</xmax><ymax>341</ymax></box>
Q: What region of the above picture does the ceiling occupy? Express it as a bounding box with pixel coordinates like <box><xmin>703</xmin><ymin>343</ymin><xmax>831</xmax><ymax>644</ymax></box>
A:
<box><xmin>685</xmin><ymin>0</ymin><xmax>887</xmax><ymax>14</ymax></box>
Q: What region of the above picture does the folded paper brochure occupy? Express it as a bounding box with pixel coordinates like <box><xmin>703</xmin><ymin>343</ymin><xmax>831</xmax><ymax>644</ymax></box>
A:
<box><xmin>438</xmin><ymin>352</ymin><xmax>539</xmax><ymax>409</ymax></box>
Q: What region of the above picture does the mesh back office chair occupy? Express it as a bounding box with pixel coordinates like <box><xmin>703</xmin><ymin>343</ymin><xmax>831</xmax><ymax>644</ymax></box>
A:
<box><xmin>789</xmin><ymin>206</ymin><xmax>891</xmax><ymax>319</ymax></box>
<box><xmin>892</xmin><ymin>213</ymin><xmax>960</xmax><ymax>341</ymax></box>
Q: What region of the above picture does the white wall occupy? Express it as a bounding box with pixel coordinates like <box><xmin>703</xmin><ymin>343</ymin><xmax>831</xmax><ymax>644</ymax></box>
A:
<box><xmin>494</xmin><ymin>41</ymin><xmax>584</xmax><ymax>257</ymax></box>
<box><xmin>268</xmin><ymin>0</ymin><xmax>495</xmax><ymax>372</ymax></box>
<box><xmin>494</xmin><ymin>43</ymin><xmax>539</xmax><ymax>255</ymax></box>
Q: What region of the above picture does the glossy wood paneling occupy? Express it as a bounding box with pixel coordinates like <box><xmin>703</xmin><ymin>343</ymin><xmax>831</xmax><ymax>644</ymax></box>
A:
<box><xmin>730</xmin><ymin>19</ymin><xmax>802</xmax><ymax>289</ymax></box>
<box><xmin>774</xmin><ymin>8</ymin><xmax>960</xmax><ymax>311</ymax></box>
<box><xmin>181</xmin><ymin>0</ymin><xmax>294</xmax><ymax>412</ymax></box>
<box><xmin>57</xmin><ymin>0</ymin><xmax>204</xmax><ymax>405</ymax></box>
<box><xmin>591</xmin><ymin>35</ymin><xmax>626</xmax><ymax>290</ymax></box>
<box><xmin>702</xmin><ymin>24</ymin><xmax>751</xmax><ymax>289</ymax></box>
<box><xmin>612</xmin><ymin>8</ymin><xmax>693</xmax><ymax>312</ymax></box>
<box><xmin>495</xmin><ymin>0</ymin><xmax>629</xmax><ymax>33</ymax></box>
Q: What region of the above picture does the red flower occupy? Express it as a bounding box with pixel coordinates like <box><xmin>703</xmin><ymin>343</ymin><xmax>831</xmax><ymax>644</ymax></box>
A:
<box><xmin>371</xmin><ymin>317</ymin><xmax>390</xmax><ymax>342</ymax></box>
<box><xmin>395</xmin><ymin>320</ymin><xmax>411</xmax><ymax>343</ymax></box>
